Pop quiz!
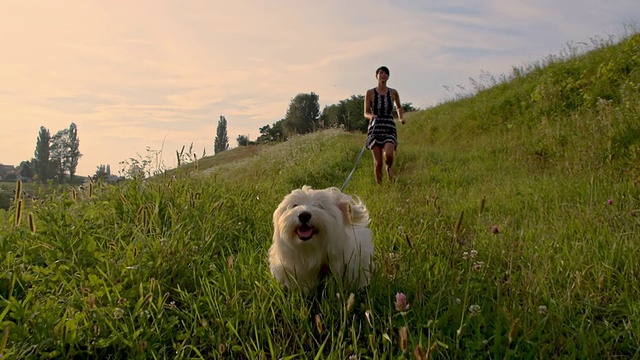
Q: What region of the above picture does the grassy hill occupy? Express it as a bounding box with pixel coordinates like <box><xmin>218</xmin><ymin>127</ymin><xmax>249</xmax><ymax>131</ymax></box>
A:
<box><xmin>1</xmin><ymin>32</ymin><xmax>639</xmax><ymax>358</ymax></box>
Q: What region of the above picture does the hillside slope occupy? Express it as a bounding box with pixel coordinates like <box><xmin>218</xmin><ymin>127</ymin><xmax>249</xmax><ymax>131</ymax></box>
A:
<box><xmin>1</xmin><ymin>32</ymin><xmax>639</xmax><ymax>358</ymax></box>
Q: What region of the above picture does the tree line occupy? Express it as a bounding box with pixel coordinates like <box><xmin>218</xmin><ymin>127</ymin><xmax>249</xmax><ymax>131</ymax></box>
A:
<box><xmin>233</xmin><ymin>92</ymin><xmax>417</xmax><ymax>147</ymax></box>
<box><xmin>17</xmin><ymin>123</ymin><xmax>83</xmax><ymax>184</ymax></box>
<box><xmin>7</xmin><ymin>92</ymin><xmax>411</xmax><ymax>182</ymax></box>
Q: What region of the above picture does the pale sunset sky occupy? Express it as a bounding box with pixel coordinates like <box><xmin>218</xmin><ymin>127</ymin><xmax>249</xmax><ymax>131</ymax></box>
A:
<box><xmin>1</xmin><ymin>1</ymin><xmax>638</xmax><ymax>176</ymax></box>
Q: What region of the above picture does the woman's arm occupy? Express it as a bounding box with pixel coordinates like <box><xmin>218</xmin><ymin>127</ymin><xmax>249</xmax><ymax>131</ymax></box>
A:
<box><xmin>364</xmin><ymin>89</ymin><xmax>375</xmax><ymax>121</ymax></box>
<box><xmin>393</xmin><ymin>89</ymin><xmax>405</xmax><ymax>124</ymax></box>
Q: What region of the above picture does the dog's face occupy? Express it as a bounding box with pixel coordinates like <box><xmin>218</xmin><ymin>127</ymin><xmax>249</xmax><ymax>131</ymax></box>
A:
<box><xmin>269</xmin><ymin>185</ymin><xmax>373</xmax><ymax>293</ymax></box>
<box><xmin>273</xmin><ymin>186</ymin><xmax>350</xmax><ymax>245</ymax></box>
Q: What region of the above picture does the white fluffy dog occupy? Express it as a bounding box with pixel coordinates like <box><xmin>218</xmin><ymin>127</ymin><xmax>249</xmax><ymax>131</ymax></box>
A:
<box><xmin>268</xmin><ymin>186</ymin><xmax>374</xmax><ymax>294</ymax></box>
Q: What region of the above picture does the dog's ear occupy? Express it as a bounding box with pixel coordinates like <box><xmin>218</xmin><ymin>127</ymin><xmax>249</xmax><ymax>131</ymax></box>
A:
<box><xmin>336</xmin><ymin>192</ymin><xmax>367</xmax><ymax>225</ymax></box>
<box><xmin>342</xmin><ymin>194</ymin><xmax>369</xmax><ymax>225</ymax></box>
<box><xmin>337</xmin><ymin>201</ymin><xmax>352</xmax><ymax>224</ymax></box>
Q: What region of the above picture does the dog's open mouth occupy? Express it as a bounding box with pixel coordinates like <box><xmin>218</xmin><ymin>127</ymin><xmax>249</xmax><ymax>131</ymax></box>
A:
<box><xmin>296</xmin><ymin>224</ymin><xmax>318</xmax><ymax>241</ymax></box>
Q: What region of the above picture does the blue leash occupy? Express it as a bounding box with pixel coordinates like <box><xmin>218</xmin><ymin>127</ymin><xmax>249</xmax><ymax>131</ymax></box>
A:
<box><xmin>340</xmin><ymin>144</ymin><xmax>367</xmax><ymax>192</ymax></box>
<box><xmin>341</xmin><ymin>118</ymin><xmax>378</xmax><ymax>192</ymax></box>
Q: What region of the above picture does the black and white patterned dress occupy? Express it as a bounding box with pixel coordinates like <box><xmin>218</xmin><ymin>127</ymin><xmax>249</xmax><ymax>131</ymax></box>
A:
<box><xmin>366</xmin><ymin>87</ymin><xmax>397</xmax><ymax>150</ymax></box>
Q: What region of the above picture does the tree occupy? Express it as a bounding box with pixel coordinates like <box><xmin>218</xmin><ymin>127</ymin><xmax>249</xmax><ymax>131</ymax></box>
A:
<box><xmin>49</xmin><ymin>123</ymin><xmax>82</xmax><ymax>181</ymax></box>
<box><xmin>34</xmin><ymin>126</ymin><xmax>51</xmax><ymax>183</ymax></box>
<box><xmin>19</xmin><ymin>160</ymin><xmax>34</xmax><ymax>180</ymax></box>
<box><xmin>93</xmin><ymin>164</ymin><xmax>111</xmax><ymax>180</ymax></box>
<box><xmin>50</xmin><ymin>128</ymin><xmax>69</xmax><ymax>182</ymax></box>
<box><xmin>283</xmin><ymin>92</ymin><xmax>320</xmax><ymax>136</ymax></box>
<box><xmin>402</xmin><ymin>102</ymin><xmax>419</xmax><ymax>113</ymax></box>
<box><xmin>237</xmin><ymin>135</ymin><xmax>250</xmax><ymax>146</ymax></box>
<box><xmin>319</xmin><ymin>95</ymin><xmax>368</xmax><ymax>132</ymax></box>
<box><xmin>344</xmin><ymin>95</ymin><xmax>368</xmax><ymax>132</ymax></box>
<box><xmin>67</xmin><ymin>123</ymin><xmax>82</xmax><ymax>179</ymax></box>
<box><xmin>256</xmin><ymin>120</ymin><xmax>286</xmax><ymax>143</ymax></box>
<box><xmin>214</xmin><ymin>116</ymin><xmax>229</xmax><ymax>154</ymax></box>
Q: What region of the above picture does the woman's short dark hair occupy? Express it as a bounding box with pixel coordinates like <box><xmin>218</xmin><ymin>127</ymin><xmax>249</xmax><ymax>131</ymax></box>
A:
<box><xmin>376</xmin><ymin>66</ymin><xmax>390</xmax><ymax>75</ymax></box>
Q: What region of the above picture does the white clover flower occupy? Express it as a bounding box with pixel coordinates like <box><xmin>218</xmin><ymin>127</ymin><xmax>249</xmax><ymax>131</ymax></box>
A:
<box><xmin>113</xmin><ymin>308</ymin><xmax>125</xmax><ymax>319</ymax></box>
<box><xmin>468</xmin><ymin>304</ymin><xmax>481</xmax><ymax>316</ymax></box>
<box><xmin>538</xmin><ymin>305</ymin><xmax>548</xmax><ymax>315</ymax></box>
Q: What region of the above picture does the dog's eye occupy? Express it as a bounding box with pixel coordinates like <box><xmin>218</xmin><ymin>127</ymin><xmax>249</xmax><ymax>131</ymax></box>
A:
<box><xmin>314</xmin><ymin>203</ymin><xmax>325</xmax><ymax>210</ymax></box>
<box><xmin>290</xmin><ymin>204</ymin><xmax>299</xmax><ymax>209</ymax></box>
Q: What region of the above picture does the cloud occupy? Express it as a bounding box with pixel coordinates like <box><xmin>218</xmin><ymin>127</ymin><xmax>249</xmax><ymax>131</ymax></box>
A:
<box><xmin>0</xmin><ymin>0</ymin><xmax>637</xmax><ymax>175</ymax></box>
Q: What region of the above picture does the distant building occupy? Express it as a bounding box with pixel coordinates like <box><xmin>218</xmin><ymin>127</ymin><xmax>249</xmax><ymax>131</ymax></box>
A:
<box><xmin>0</xmin><ymin>164</ymin><xmax>16</xmax><ymax>180</ymax></box>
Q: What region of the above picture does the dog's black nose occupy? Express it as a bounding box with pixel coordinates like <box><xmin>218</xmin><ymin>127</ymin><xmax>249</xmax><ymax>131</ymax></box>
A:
<box><xmin>298</xmin><ymin>211</ymin><xmax>311</xmax><ymax>223</ymax></box>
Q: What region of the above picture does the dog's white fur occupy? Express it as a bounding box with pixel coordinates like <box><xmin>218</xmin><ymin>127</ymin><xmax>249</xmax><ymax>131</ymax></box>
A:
<box><xmin>268</xmin><ymin>186</ymin><xmax>374</xmax><ymax>293</ymax></box>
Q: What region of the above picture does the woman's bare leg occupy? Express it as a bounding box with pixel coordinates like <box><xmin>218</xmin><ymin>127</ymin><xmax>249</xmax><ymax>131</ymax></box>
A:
<box><xmin>383</xmin><ymin>142</ymin><xmax>395</xmax><ymax>182</ymax></box>
<box><xmin>371</xmin><ymin>146</ymin><xmax>384</xmax><ymax>184</ymax></box>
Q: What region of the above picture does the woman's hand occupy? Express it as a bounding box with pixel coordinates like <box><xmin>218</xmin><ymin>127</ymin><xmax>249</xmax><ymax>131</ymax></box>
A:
<box><xmin>399</xmin><ymin>118</ymin><xmax>405</xmax><ymax>125</ymax></box>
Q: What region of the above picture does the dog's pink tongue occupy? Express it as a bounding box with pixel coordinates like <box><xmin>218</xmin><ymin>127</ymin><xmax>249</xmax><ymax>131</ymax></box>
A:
<box><xmin>297</xmin><ymin>226</ymin><xmax>315</xmax><ymax>240</ymax></box>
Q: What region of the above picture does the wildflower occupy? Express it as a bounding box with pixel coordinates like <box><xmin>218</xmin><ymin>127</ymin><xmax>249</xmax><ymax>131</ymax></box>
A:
<box><xmin>473</xmin><ymin>261</ymin><xmax>485</xmax><ymax>271</ymax></box>
<box><xmin>414</xmin><ymin>344</ymin><xmax>427</xmax><ymax>360</ymax></box>
<box><xmin>395</xmin><ymin>292</ymin><xmax>411</xmax><ymax>312</ymax></box>
<box><xmin>607</xmin><ymin>198</ymin><xmax>613</xmax><ymax>206</ymax></box>
<box><xmin>140</xmin><ymin>309</ymin><xmax>151</xmax><ymax>319</ymax></box>
<box><xmin>491</xmin><ymin>225</ymin><xmax>500</xmax><ymax>234</ymax></box>
<box><xmin>113</xmin><ymin>308</ymin><xmax>125</xmax><ymax>319</ymax></box>
<box><xmin>508</xmin><ymin>318</ymin><xmax>520</xmax><ymax>343</ymax></box>
<box><xmin>28</xmin><ymin>213</ymin><xmax>36</xmax><ymax>234</ymax></box>
<box><xmin>314</xmin><ymin>314</ymin><xmax>323</xmax><ymax>333</ymax></box>
<box><xmin>346</xmin><ymin>293</ymin><xmax>356</xmax><ymax>313</ymax></box>
<box><xmin>399</xmin><ymin>326</ymin><xmax>409</xmax><ymax>351</ymax></box>
<box><xmin>365</xmin><ymin>310</ymin><xmax>373</xmax><ymax>327</ymax></box>
<box><xmin>537</xmin><ymin>305</ymin><xmax>548</xmax><ymax>315</ymax></box>
<box><xmin>87</xmin><ymin>295</ymin><xmax>96</xmax><ymax>310</ymax></box>
<box><xmin>469</xmin><ymin>250</ymin><xmax>478</xmax><ymax>259</ymax></box>
<box><xmin>462</xmin><ymin>251</ymin><xmax>469</xmax><ymax>260</ymax></box>
<box><xmin>468</xmin><ymin>304</ymin><xmax>481</xmax><ymax>316</ymax></box>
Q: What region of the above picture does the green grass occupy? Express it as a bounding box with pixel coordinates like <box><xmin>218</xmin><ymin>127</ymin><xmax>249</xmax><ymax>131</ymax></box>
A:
<box><xmin>1</xmin><ymin>33</ymin><xmax>640</xmax><ymax>359</ymax></box>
